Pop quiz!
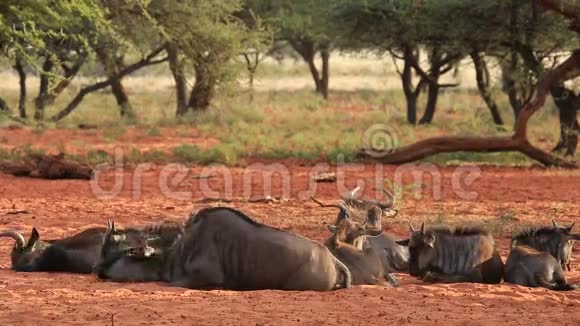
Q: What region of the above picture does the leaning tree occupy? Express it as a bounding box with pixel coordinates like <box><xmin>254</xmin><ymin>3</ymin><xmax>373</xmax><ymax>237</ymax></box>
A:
<box><xmin>358</xmin><ymin>0</ymin><xmax>580</xmax><ymax>167</ymax></box>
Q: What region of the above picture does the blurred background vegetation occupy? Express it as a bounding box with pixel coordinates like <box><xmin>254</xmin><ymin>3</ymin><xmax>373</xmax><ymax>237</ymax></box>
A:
<box><xmin>0</xmin><ymin>0</ymin><xmax>578</xmax><ymax>166</ymax></box>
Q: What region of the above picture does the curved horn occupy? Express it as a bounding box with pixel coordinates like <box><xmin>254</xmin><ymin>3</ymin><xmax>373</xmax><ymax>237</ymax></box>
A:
<box><xmin>420</xmin><ymin>222</ymin><xmax>426</xmax><ymax>234</ymax></box>
<box><xmin>348</xmin><ymin>186</ymin><xmax>361</xmax><ymax>199</ymax></box>
<box><xmin>337</xmin><ymin>202</ymin><xmax>351</xmax><ymax>221</ymax></box>
<box><xmin>552</xmin><ymin>219</ymin><xmax>560</xmax><ymax>227</ymax></box>
<box><xmin>567</xmin><ymin>222</ymin><xmax>575</xmax><ymax>232</ymax></box>
<box><xmin>381</xmin><ymin>187</ymin><xmax>395</xmax><ymax>208</ymax></box>
<box><xmin>0</xmin><ymin>231</ymin><xmax>26</xmax><ymax>248</ymax></box>
<box><xmin>408</xmin><ymin>222</ymin><xmax>417</xmax><ymax>232</ymax></box>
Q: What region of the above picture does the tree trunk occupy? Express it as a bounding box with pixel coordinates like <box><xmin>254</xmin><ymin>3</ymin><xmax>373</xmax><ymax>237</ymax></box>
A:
<box><xmin>419</xmin><ymin>48</ymin><xmax>442</xmax><ymax>125</ymax></box>
<box><xmin>50</xmin><ymin>45</ymin><xmax>168</xmax><ymax>122</ymax></box>
<box><xmin>320</xmin><ymin>43</ymin><xmax>330</xmax><ymax>99</ymax></box>
<box><xmin>35</xmin><ymin>53</ymin><xmax>86</xmax><ymax>121</ymax></box>
<box><xmin>419</xmin><ymin>83</ymin><xmax>440</xmax><ymax>124</ymax></box>
<box><xmin>13</xmin><ymin>56</ymin><xmax>27</xmax><ymax>119</ymax></box>
<box><xmin>188</xmin><ymin>63</ymin><xmax>215</xmax><ymax>111</ymax></box>
<box><xmin>358</xmin><ymin>50</ymin><xmax>580</xmax><ymax>168</ymax></box>
<box><xmin>110</xmin><ymin>56</ymin><xmax>134</xmax><ymax>120</ymax></box>
<box><xmin>289</xmin><ymin>39</ymin><xmax>328</xmax><ymax>98</ymax></box>
<box><xmin>470</xmin><ymin>51</ymin><xmax>504</xmax><ymax>125</ymax></box>
<box><xmin>551</xmin><ymin>85</ymin><xmax>579</xmax><ymax>156</ymax></box>
<box><xmin>34</xmin><ymin>57</ymin><xmax>54</xmax><ymax>121</ymax></box>
<box><xmin>400</xmin><ymin>46</ymin><xmax>421</xmax><ymax>125</ymax></box>
<box><xmin>168</xmin><ymin>44</ymin><xmax>189</xmax><ymax>116</ymax></box>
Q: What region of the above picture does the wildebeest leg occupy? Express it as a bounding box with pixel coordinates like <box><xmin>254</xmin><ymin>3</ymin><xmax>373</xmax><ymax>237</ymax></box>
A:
<box><xmin>422</xmin><ymin>271</ymin><xmax>483</xmax><ymax>283</ymax></box>
<box><xmin>284</xmin><ymin>262</ymin><xmax>336</xmax><ymax>291</ymax></box>
<box><xmin>539</xmin><ymin>268</ymin><xmax>579</xmax><ymax>291</ymax></box>
<box><xmin>385</xmin><ymin>273</ymin><xmax>399</xmax><ymax>288</ymax></box>
<box><xmin>179</xmin><ymin>251</ymin><xmax>225</xmax><ymax>289</ymax></box>
<box><xmin>537</xmin><ymin>278</ymin><xmax>578</xmax><ymax>291</ymax></box>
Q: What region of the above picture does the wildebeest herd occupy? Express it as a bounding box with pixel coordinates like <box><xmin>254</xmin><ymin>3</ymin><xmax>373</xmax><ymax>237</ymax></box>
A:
<box><xmin>1</xmin><ymin>188</ymin><xmax>578</xmax><ymax>292</ymax></box>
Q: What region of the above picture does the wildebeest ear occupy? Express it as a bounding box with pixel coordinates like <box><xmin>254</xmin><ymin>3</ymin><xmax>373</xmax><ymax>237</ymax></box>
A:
<box><xmin>336</xmin><ymin>203</ymin><xmax>350</xmax><ymax>222</ymax></box>
<box><xmin>107</xmin><ymin>220</ymin><xmax>115</xmax><ymax>232</ymax></box>
<box><xmin>327</xmin><ymin>224</ymin><xmax>338</xmax><ymax>234</ymax></box>
<box><xmin>28</xmin><ymin>228</ymin><xmax>40</xmax><ymax>248</ymax></box>
<box><xmin>396</xmin><ymin>239</ymin><xmax>410</xmax><ymax>246</ymax></box>
<box><xmin>570</xmin><ymin>234</ymin><xmax>580</xmax><ymax>241</ymax></box>
<box><xmin>567</xmin><ymin>222</ymin><xmax>575</xmax><ymax>232</ymax></box>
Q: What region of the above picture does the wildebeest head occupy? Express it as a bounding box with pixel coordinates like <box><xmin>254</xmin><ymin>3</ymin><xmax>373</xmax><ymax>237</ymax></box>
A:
<box><xmin>316</xmin><ymin>186</ymin><xmax>396</xmax><ymax>231</ymax></box>
<box><xmin>327</xmin><ymin>203</ymin><xmax>383</xmax><ymax>248</ymax></box>
<box><xmin>0</xmin><ymin>228</ymin><xmax>50</xmax><ymax>268</ymax></box>
<box><xmin>100</xmin><ymin>221</ymin><xmax>155</xmax><ymax>263</ymax></box>
<box><xmin>406</xmin><ymin>223</ymin><xmax>436</xmax><ymax>277</ymax></box>
<box><xmin>96</xmin><ymin>220</ymin><xmax>161</xmax><ymax>281</ymax></box>
<box><xmin>512</xmin><ymin>219</ymin><xmax>580</xmax><ymax>271</ymax></box>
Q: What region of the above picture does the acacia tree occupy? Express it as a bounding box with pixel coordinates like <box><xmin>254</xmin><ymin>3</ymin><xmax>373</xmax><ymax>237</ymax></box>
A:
<box><xmin>358</xmin><ymin>0</ymin><xmax>580</xmax><ymax>167</ymax></box>
<box><xmin>0</xmin><ymin>0</ymin><xmax>115</xmax><ymax>121</ymax></box>
<box><xmin>333</xmin><ymin>0</ymin><xmax>464</xmax><ymax>125</ymax></box>
<box><xmin>128</xmin><ymin>0</ymin><xmax>261</xmax><ymax>115</ymax></box>
<box><xmin>247</xmin><ymin>0</ymin><xmax>335</xmax><ymax>98</ymax></box>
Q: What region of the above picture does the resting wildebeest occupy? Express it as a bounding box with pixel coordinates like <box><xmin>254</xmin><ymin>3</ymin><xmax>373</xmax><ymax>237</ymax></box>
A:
<box><xmin>96</xmin><ymin>207</ymin><xmax>352</xmax><ymax>291</ymax></box>
<box><xmin>511</xmin><ymin>220</ymin><xmax>579</xmax><ymax>271</ymax></box>
<box><xmin>313</xmin><ymin>187</ymin><xmax>409</xmax><ymax>273</ymax></box>
<box><xmin>504</xmin><ymin>244</ymin><xmax>579</xmax><ymax>291</ymax></box>
<box><xmin>325</xmin><ymin>203</ymin><xmax>398</xmax><ymax>287</ymax></box>
<box><xmin>400</xmin><ymin>223</ymin><xmax>503</xmax><ymax>284</ymax></box>
<box><xmin>0</xmin><ymin>220</ymin><xmax>182</xmax><ymax>273</ymax></box>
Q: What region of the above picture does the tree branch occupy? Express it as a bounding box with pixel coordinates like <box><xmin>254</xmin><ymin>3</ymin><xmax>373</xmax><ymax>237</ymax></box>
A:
<box><xmin>359</xmin><ymin>51</ymin><xmax>580</xmax><ymax>168</ymax></box>
<box><xmin>50</xmin><ymin>45</ymin><xmax>168</xmax><ymax>122</ymax></box>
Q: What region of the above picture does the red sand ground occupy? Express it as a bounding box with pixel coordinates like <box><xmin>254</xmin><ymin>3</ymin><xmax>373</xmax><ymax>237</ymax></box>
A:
<box><xmin>0</xmin><ymin>162</ymin><xmax>578</xmax><ymax>325</ymax></box>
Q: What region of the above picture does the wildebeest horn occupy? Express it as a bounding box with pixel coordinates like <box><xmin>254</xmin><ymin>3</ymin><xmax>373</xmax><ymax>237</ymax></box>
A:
<box><xmin>408</xmin><ymin>222</ymin><xmax>417</xmax><ymax>232</ymax></box>
<box><xmin>381</xmin><ymin>187</ymin><xmax>395</xmax><ymax>208</ymax></box>
<box><xmin>552</xmin><ymin>219</ymin><xmax>560</xmax><ymax>227</ymax></box>
<box><xmin>420</xmin><ymin>222</ymin><xmax>425</xmax><ymax>234</ymax></box>
<box><xmin>349</xmin><ymin>186</ymin><xmax>361</xmax><ymax>199</ymax></box>
<box><xmin>338</xmin><ymin>202</ymin><xmax>351</xmax><ymax>221</ymax></box>
<box><xmin>0</xmin><ymin>230</ymin><xmax>26</xmax><ymax>248</ymax></box>
<box><xmin>567</xmin><ymin>222</ymin><xmax>576</xmax><ymax>232</ymax></box>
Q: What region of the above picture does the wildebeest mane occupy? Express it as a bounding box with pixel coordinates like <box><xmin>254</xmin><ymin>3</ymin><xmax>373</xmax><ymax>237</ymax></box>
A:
<box><xmin>512</xmin><ymin>226</ymin><xmax>563</xmax><ymax>242</ymax></box>
<box><xmin>418</xmin><ymin>226</ymin><xmax>493</xmax><ymax>275</ymax></box>
<box><xmin>427</xmin><ymin>225</ymin><xmax>490</xmax><ymax>237</ymax></box>
<box><xmin>189</xmin><ymin>206</ymin><xmax>263</xmax><ymax>228</ymax></box>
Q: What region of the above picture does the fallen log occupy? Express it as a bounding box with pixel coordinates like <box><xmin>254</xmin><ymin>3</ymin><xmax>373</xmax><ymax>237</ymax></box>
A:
<box><xmin>0</xmin><ymin>154</ymin><xmax>93</xmax><ymax>180</ymax></box>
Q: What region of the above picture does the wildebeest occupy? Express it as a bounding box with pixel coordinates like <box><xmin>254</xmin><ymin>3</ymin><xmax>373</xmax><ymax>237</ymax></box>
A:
<box><xmin>313</xmin><ymin>187</ymin><xmax>409</xmax><ymax>273</ymax></box>
<box><xmin>504</xmin><ymin>244</ymin><xmax>579</xmax><ymax>291</ymax></box>
<box><xmin>0</xmin><ymin>220</ymin><xmax>182</xmax><ymax>273</ymax></box>
<box><xmin>325</xmin><ymin>203</ymin><xmax>398</xmax><ymax>287</ymax></box>
<box><xmin>96</xmin><ymin>207</ymin><xmax>352</xmax><ymax>291</ymax></box>
<box><xmin>401</xmin><ymin>223</ymin><xmax>503</xmax><ymax>284</ymax></box>
<box><xmin>511</xmin><ymin>220</ymin><xmax>579</xmax><ymax>271</ymax></box>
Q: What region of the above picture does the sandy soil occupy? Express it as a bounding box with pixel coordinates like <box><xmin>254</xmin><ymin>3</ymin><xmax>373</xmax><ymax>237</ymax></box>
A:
<box><xmin>0</xmin><ymin>127</ymin><xmax>220</xmax><ymax>155</ymax></box>
<box><xmin>0</xmin><ymin>163</ymin><xmax>579</xmax><ymax>325</ymax></box>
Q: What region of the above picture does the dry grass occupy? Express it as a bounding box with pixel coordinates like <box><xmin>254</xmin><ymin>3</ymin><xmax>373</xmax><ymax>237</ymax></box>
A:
<box><xmin>0</xmin><ymin>52</ymin><xmax>577</xmax><ymax>166</ymax></box>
